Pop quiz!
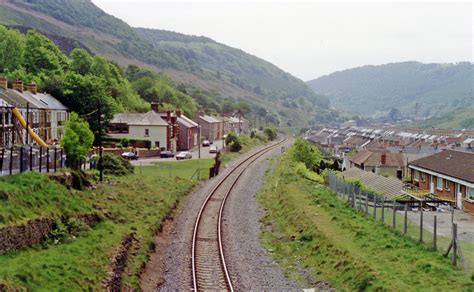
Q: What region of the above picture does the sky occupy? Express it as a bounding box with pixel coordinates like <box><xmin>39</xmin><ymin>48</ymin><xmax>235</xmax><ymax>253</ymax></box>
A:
<box><xmin>92</xmin><ymin>1</ymin><xmax>473</xmax><ymax>80</ymax></box>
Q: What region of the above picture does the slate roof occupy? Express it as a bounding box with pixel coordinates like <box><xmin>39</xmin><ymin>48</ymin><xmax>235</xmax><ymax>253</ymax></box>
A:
<box><xmin>178</xmin><ymin>115</ymin><xmax>198</xmax><ymax>128</ymax></box>
<box><xmin>350</xmin><ymin>149</ymin><xmax>404</xmax><ymax>167</ymax></box>
<box><xmin>409</xmin><ymin>150</ymin><xmax>474</xmax><ymax>183</ymax></box>
<box><xmin>343</xmin><ymin>168</ymin><xmax>404</xmax><ymax>199</ymax></box>
<box><xmin>199</xmin><ymin>115</ymin><xmax>221</xmax><ymax>123</ymax></box>
<box><xmin>111</xmin><ymin>111</ymin><xmax>168</xmax><ymax>126</ymax></box>
<box><xmin>23</xmin><ymin>91</ymin><xmax>68</xmax><ymax>110</ymax></box>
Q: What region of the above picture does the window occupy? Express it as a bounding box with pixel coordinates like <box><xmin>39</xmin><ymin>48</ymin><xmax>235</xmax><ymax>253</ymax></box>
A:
<box><xmin>445</xmin><ymin>179</ymin><xmax>450</xmax><ymax>191</ymax></box>
<box><xmin>145</xmin><ymin>129</ymin><xmax>149</xmax><ymax>137</ymax></box>
<box><xmin>467</xmin><ymin>187</ymin><xmax>474</xmax><ymax>201</ymax></box>
<box><xmin>437</xmin><ymin>176</ymin><xmax>443</xmax><ymax>190</ymax></box>
<box><xmin>420</xmin><ymin>172</ymin><xmax>425</xmax><ymax>181</ymax></box>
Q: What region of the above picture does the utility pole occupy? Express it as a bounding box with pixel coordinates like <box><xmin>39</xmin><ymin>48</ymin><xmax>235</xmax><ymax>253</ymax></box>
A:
<box><xmin>25</xmin><ymin>103</ymin><xmax>29</xmax><ymax>145</ymax></box>
<box><xmin>97</xmin><ymin>100</ymin><xmax>103</xmax><ymax>182</ymax></box>
<box><xmin>238</xmin><ymin>110</ymin><xmax>241</xmax><ymax>135</ymax></box>
<box><xmin>198</xmin><ymin>123</ymin><xmax>201</xmax><ymax>159</ymax></box>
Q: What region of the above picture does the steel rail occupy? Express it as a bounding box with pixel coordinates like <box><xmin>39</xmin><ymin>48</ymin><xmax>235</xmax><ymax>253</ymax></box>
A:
<box><xmin>191</xmin><ymin>138</ymin><xmax>287</xmax><ymax>291</ymax></box>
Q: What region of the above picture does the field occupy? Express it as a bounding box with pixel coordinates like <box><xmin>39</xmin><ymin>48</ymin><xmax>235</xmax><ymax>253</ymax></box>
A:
<box><xmin>0</xmin><ymin>166</ymin><xmax>196</xmax><ymax>290</ymax></box>
<box><xmin>257</xmin><ymin>152</ymin><xmax>474</xmax><ymax>290</ymax></box>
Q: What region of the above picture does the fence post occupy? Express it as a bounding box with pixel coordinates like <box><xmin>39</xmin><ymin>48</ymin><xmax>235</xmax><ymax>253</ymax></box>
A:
<box><xmin>392</xmin><ymin>200</ymin><xmax>396</xmax><ymax>229</ymax></box>
<box><xmin>433</xmin><ymin>215</ymin><xmax>437</xmax><ymax>251</ymax></box>
<box><xmin>351</xmin><ymin>186</ymin><xmax>356</xmax><ymax>209</ymax></box>
<box><xmin>54</xmin><ymin>147</ymin><xmax>57</xmax><ymax>172</ymax></box>
<box><xmin>452</xmin><ymin>223</ymin><xmax>457</xmax><ymax>266</ymax></box>
<box><xmin>19</xmin><ymin>147</ymin><xmax>24</xmax><ymax>173</ymax></box>
<box><xmin>46</xmin><ymin>147</ymin><xmax>50</xmax><ymax>173</ymax></box>
<box><xmin>9</xmin><ymin>146</ymin><xmax>13</xmax><ymax>175</ymax></box>
<box><xmin>373</xmin><ymin>195</ymin><xmax>377</xmax><ymax>220</ymax></box>
<box><xmin>0</xmin><ymin>148</ymin><xmax>4</xmax><ymax>175</ymax></box>
<box><xmin>381</xmin><ymin>197</ymin><xmax>385</xmax><ymax>223</ymax></box>
<box><xmin>60</xmin><ymin>148</ymin><xmax>64</xmax><ymax>168</ymax></box>
<box><xmin>358</xmin><ymin>188</ymin><xmax>362</xmax><ymax>211</ymax></box>
<box><xmin>404</xmin><ymin>204</ymin><xmax>408</xmax><ymax>235</ymax></box>
<box><xmin>39</xmin><ymin>147</ymin><xmax>42</xmax><ymax>173</ymax></box>
<box><xmin>419</xmin><ymin>203</ymin><xmax>424</xmax><ymax>243</ymax></box>
<box><xmin>29</xmin><ymin>146</ymin><xmax>33</xmax><ymax>171</ymax></box>
<box><xmin>365</xmin><ymin>191</ymin><xmax>369</xmax><ymax>216</ymax></box>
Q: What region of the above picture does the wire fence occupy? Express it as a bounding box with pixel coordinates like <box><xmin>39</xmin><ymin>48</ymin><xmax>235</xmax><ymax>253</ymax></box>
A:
<box><xmin>326</xmin><ymin>171</ymin><xmax>472</xmax><ymax>272</ymax></box>
<box><xmin>0</xmin><ymin>145</ymin><xmax>66</xmax><ymax>176</ymax></box>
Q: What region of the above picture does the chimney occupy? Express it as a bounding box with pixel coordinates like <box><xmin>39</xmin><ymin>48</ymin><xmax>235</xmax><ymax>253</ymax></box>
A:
<box><xmin>0</xmin><ymin>76</ymin><xmax>7</xmax><ymax>90</ymax></box>
<box><xmin>151</xmin><ymin>102</ymin><xmax>159</xmax><ymax>112</ymax></box>
<box><xmin>27</xmin><ymin>82</ymin><xmax>37</xmax><ymax>94</ymax></box>
<box><xmin>176</xmin><ymin>110</ymin><xmax>182</xmax><ymax>117</ymax></box>
<box><xmin>166</xmin><ymin>110</ymin><xmax>171</xmax><ymax>122</ymax></box>
<box><xmin>381</xmin><ymin>152</ymin><xmax>387</xmax><ymax>165</ymax></box>
<box><xmin>13</xmin><ymin>80</ymin><xmax>23</xmax><ymax>92</ymax></box>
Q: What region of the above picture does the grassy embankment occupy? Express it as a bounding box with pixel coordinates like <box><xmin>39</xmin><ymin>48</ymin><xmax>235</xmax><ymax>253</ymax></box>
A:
<box><xmin>0</xmin><ymin>159</ymin><xmax>213</xmax><ymax>290</ymax></box>
<box><xmin>220</xmin><ymin>133</ymin><xmax>270</xmax><ymax>166</ymax></box>
<box><xmin>257</xmin><ymin>145</ymin><xmax>474</xmax><ymax>290</ymax></box>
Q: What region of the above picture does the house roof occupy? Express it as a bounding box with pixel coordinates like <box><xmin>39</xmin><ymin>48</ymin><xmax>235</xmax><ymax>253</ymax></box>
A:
<box><xmin>199</xmin><ymin>115</ymin><xmax>221</xmax><ymax>124</ymax></box>
<box><xmin>178</xmin><ymin>115</ymin><xmax>198</xmax><ymax>128</ymax></box>
<box><xmin>23</xmin><ymin>91</ymin><xmax>68</xmax><ymax>110</ymax></box>
<box><xmin>409</xmin><ymin>150</ymin><xmax>474</xmax><ymax>183</ymax></box>
<box><xmin>111</xmin><ymin>111</ymin><xmax>168</xmax><ymax>126</ymax></box>
<box><xmin>350</xmin><ymin>149</ymin><xmax>404</xmax><ymax>167</ymax></box>
<box><xmin>343</xmin><ymin>168</ymin><xmax>404</xmax><ymax>199</ymax></box>
<box><xmin>0</xmin><ymin>88</ymin><xmax>41</xmax><ymax>109</ymax></box>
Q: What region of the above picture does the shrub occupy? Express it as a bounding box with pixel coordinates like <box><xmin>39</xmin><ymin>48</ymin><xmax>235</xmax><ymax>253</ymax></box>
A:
<box><xmin>291</xmin><ymin>138</ymin><xmax>322</xmax><ymax>170</ymax></box>
<box><xmin>263</xmin><ymin>127</ymin><xmax>277</xmax><ymax>141</ymax></box>
<box><xmin>120</xmin><ymin>138</ymin><xmax>130</xmax><ymax>148</ymax></box>
<box><xmin>225</xmin><ymin>132</ymin><xmax>242</xmax><ymax>152</ymax></box>
<box><xmin>101</xmin><ymin>153</ymin><xmax>134</xmax><ymax>176</ymax></box>
<box><xmin>294</xmin><ymin>162</ymin><xmax>324</xmax><ymax>183</ymax></box>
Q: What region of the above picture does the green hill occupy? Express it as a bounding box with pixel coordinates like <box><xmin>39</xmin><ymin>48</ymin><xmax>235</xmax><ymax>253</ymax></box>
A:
<box><xmin>307</xmin><ymin>61</ymin><xmax>473</xmax><ymax>118</ymax></box>
<box><xmin>417</xmin><ymin>107</ymin><xmax>474</xmax><ymax>129</ymax></box>
<box><xmin>0</xmin><ymin>0</ymin><xmax>332</xmax><ymax>126</ymax></box>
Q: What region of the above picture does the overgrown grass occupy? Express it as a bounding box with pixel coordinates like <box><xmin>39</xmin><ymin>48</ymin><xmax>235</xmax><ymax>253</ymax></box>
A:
<box><xmin>221</xmin><ymin>134</ymin><xmax>267</xmax><ymax>166</ymax></box>
<box><xmin>257</xmin><ymin>153</ymin><xmax>474</xmax><ymax>290</ymax></box>
<box><xmin>146</xmin><ymin>159</ymin><xmax>214</xmax><ymax>181</ymax></box>
<box><xmin>0</xmin><ymin>167</ymin><xmax>196</xmax><ymax>290</ymax></box>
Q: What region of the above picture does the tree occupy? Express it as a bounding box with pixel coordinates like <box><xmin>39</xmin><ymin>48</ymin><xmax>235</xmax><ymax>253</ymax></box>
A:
<box><xmin>24</xmin><ymin>30</ymin><xmax>68</xmax><ymax>76</ymax></box>
<box><xmin>69</xmin><ymin>48</ymin><xmax>93</xmax><ymax>75</ymax></box>
<box><xmin>263</xmin><ymin>127</ymin><xmax>277</xmax><ymax>141</ymax></box>
<box><xmin>0</xmin><ymin>26</ymin><xmax>25</xmax><ymax>73</ymax></box>
<box><xmin>61</xmin><ymin>112</ymin><xmax>94</xmax><ymax>168</ymax></box>
<box><xmin>291</xmin><ymin>139</ymin><xmax>322</xmax><ymax>170</ymax></box>
<box><xmin>225</xmin><ymin>132</ymin><xmax>242</xmax><ymax>152</ymax></box>
<box><xmin>389</xmin><ymin>108</ymin><xmax>402</xmax><ymax>121</ymax></box>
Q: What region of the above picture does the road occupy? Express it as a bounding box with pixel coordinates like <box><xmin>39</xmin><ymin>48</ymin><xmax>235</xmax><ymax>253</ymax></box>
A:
<box><xmin>130</xmin><ymin>139</ymin><xmax>224</xmax><ymax>166</ymax></box>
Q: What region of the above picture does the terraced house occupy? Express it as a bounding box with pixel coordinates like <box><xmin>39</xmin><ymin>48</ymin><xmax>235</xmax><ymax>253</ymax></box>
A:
<box><xmin>408</xmin><ymin>150</ymin><xmax>474</xmax><ymax>214</ymax></box>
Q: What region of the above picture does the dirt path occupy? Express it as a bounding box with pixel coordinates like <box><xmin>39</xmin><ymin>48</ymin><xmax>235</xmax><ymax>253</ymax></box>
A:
<box><xmin>140</xmin><ymin>140</ymin><xmax>298</xmax><ymax>291</ymax></box>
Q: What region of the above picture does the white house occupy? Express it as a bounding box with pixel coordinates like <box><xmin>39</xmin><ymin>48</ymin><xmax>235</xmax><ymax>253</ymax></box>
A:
<box><xmin>107</xmin><ymin>111</ymin><xmax>169</xmax><ymax>149</ymax></box>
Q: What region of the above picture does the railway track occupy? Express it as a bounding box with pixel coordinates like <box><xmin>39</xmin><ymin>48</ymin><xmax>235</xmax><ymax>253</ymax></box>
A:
<box><xmin>191</xmin><ymin>139</ymin><xmax>287</xmax><ymax>291</ymax></box>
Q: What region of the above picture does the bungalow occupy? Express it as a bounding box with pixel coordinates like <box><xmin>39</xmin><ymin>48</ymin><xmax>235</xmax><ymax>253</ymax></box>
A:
<box><xmin>408</xmin><ymin>150</ymin><xmax>474</xmax><ymax>213</ymax></box>
<box><xmin>349</xmin><ymin>149</ymin><xmax>405</xmax><ymax>178</ymax></box>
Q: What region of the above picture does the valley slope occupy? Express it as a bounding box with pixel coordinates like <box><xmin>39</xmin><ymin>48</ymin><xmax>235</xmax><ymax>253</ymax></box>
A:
<box><xmin>0</xmin><ymin>0</ymin><xmax>332</xmax><ymax>126</ymax></box>
<box><xmin>307</xmin><ymin>61</ymin><xmax>473</xmax><ymax>119</ymax></box>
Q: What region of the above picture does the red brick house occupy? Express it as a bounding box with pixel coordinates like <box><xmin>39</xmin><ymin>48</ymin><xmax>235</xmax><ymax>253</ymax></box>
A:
<box><xmin>176</xmin><ymin>111</ymin><xmax>198</xmax><ymax>150</ymax></box>
<box><xmin>408</xmin><ymin>150</ymin><xmax>474</xmax><ymax>213</ymax></box>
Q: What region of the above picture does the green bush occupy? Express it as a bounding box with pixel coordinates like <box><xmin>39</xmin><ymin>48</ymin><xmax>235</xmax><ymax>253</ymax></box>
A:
<box><xmin>291</xmin><ymin>138</ymin><xmax>322</xmax><ymax>170</ymax></box>
<box><xmin>101</xmin><ymin>153</ymin><xmax>134</xmax><ymax>176</ymax></box>
<box><xmin>225</xmin><ymin>132</ymin><xmax>242</xmax><ymax>152</ymax></box>
<box><xmin>263</xmin><ymin>127</ymin><xmax>277</xmax><ymax>141</ymax></box>
<box><xmin>294</xmin><ymin>162</ymin><xmax>324</xmax><ymax>183</ymax></box>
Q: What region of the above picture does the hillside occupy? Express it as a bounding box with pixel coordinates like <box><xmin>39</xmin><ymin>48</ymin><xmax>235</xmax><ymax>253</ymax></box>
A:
<box><xmin>417</xmin><ymin>107</ymin><xmax>474</xmax><ymax>129</ymax></box>
<box><xmin>0</xmin><ymin>0</ymin><xmax>332</xmax><ymax>126</ymax></box>
<box><xmin>307</xmin><ymin>62</ymin><xmax>473</xmax><ymax>118</ymax></box>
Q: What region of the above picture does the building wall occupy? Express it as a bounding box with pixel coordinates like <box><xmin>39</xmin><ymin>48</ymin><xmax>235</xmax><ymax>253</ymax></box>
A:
<box><xmin>178</xmin><ymin>124</ymin><xmax>198</xmax><ymax>151</ymax></box>
<box><xmin>108</xmin><ymin>125</ymin><xmax>167</xmax><ymax>149</ymax></box>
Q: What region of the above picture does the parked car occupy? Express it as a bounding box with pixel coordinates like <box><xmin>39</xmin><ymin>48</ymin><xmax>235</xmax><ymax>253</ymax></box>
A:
<box><xmin>176</xmin><ymin>151</ymin><xmax>192</xmax><ymax>160</ymax></box>
<box><xmin>202</xmin><ymin>140</ymin><xmax>210</xmax><ymax>147</ymax></box>
<box><xmin>160</xmin><ymin>150</ymin><xmax>175</xmax><ymax>158</ymax></box>
<box><xmin>121</xmin><ymin>152</ymin><xmax>139</xmax><ymax>160</ymax></box>
<box><xmin>209</xmin><ymin>145</ymin><xmax>218</xmax><ymax>153</ymax></box>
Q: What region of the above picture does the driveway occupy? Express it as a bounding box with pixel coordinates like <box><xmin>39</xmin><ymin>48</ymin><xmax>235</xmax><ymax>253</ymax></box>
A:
<box><xmin>131</xmin><ymin>139</ymin><xmax>224</xmax><ymax>166</ymax></box>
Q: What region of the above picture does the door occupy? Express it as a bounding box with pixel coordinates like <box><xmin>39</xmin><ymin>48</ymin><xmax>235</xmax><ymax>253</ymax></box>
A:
<box><xmin>456</xmin><ymin>184</ymin><xmax>463</xmax><ymax>210</ymax></box>
<box><xmin>430</xmin><ymin>175</ymin><xmax>435</xmax><ymax>193</ymax></box>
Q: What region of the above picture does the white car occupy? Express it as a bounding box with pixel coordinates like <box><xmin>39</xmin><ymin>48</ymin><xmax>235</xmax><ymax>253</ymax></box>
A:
<box><xmin>176</xmin><ymin>151</ymin><xmax>192</xmax><ymax>160</ymax></box>
<box><xmin>209</xmin><ymin>145</ymin><xmax>218</xmax><ymax>153</ymax></box>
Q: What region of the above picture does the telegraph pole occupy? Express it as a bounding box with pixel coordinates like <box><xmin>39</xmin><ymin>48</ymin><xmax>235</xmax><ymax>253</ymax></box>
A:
<box><xmin>97</xmin><ymin>100</ymin><xmax>103</xmax><ymax>182</ymax></box>
<box><xmin>25</xmin><ymin>102</ymin><xmax>29</xmax><ymax>145</ymax></box>
<box><xmin>198</xmin><ymin>124</ymin><xmax>201</xmax><ymax>159</ymax></box>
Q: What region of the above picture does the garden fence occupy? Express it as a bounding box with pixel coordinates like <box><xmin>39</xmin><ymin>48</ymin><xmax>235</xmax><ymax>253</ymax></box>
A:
<box><xmin>326</xmin><ymin>172</ymin><xmax>470</xmax><ymax>271</ymax></box>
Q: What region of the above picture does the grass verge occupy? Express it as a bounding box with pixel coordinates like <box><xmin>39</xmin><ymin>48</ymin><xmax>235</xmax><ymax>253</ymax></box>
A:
<box><xmin>0</xmin><ymin>167</ymin><xmax>195</xmax><ymax>290</ymax></box>
<box><xmin>257</xmin><ymin>153</ymin><xmax>474</xmax><ymax>290</ymax></box>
